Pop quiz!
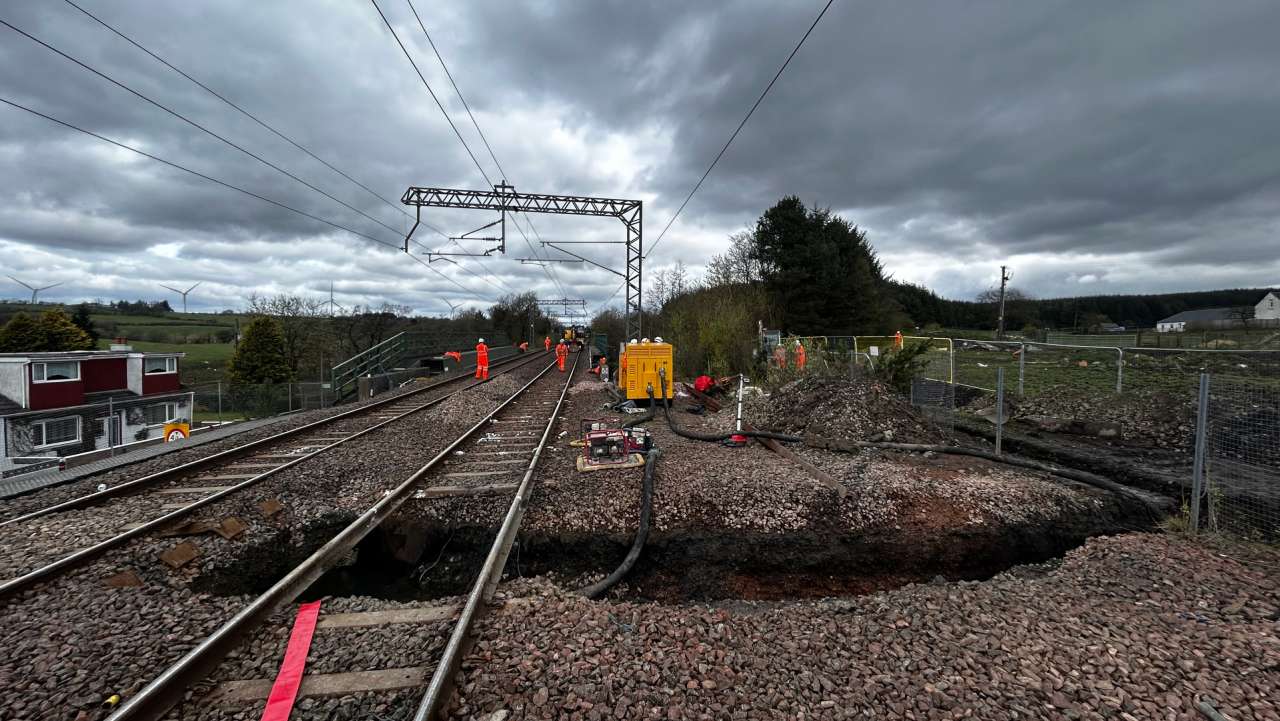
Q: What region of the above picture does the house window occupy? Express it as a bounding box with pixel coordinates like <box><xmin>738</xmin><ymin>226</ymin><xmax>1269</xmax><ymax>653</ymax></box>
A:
<box><xmin>32</xmin><ymin>361</ymin><xmax>80</xmax><ymax>382</ymax></box>
<box><xmin>144</xmin><ymin>402</ymin><xmax>179</xmax><ymax>426</ymax></box>
<box><xmin>32</xmin><ymin>416</ymin><xmax>81</xmax><ymax>448</ymax></box>
<box><xmin>144</xmin><ymin>356</ymin><xmax>178</xmax><ymax>374</ymax></box>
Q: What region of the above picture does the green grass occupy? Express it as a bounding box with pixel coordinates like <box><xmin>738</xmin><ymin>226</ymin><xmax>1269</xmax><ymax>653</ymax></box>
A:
<box><xmin>97</xmin><ymin>338</ymin><xmax>235</xmax><ymax>385</ymax></box>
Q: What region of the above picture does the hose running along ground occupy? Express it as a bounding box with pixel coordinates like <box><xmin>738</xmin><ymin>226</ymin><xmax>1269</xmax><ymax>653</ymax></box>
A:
<box><xmin>578</xmin><ymin>448</ymin><xmax>660</xmax><ymax>599</ymax></box>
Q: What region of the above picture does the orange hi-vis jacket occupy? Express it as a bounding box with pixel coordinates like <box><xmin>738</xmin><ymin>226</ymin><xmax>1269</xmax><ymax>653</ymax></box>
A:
<box><xmin>476</xmin><ymin>342</ymin><xmax>489</xmax><ymax>363</ymax></box>
<box><xmin>544</xmin><ymin>337</ymin><xmax>552</xmax><ymax>351</ymax></box>
<box><xmin>795</xmin><ymin>344</ymin><xmax>807</xmax><ymax>369</ymax></box>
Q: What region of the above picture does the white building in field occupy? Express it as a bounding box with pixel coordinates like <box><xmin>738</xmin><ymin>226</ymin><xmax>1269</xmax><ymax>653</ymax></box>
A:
<box><xmin>1257</xmin><ymin>291</ymin><xmax>1280</xmax><ymax>320</ymax></box>
<box><xmin>1156</xmin><ymin>290</ymin><xmax>1280</xmax><ymax>332</ymax></box>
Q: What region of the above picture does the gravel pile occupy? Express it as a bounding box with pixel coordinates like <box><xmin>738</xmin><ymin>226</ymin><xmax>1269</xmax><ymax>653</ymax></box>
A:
<box><xmin>414</xmin><ymin>380</ymin><xmax>1116</xmax><ymax>539</ymax></box>
<box><xmin>752</xmin><ymin>375</ymin><xmax>943</xmax><ymax>444</ymax></box>
<box><xmin>448</xmin><ymin>533</ymin><xmax>1280</xmax><ymax>720</ymax></box>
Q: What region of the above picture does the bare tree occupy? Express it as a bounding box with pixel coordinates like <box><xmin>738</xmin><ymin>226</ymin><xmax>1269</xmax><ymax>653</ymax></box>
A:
<box><xmin>245</xmin><ymin>293</ymin><xmax>329</xmax><ymax>378</ymax></box>
<box><xmin>705</xmin><ymin>230</ymin><xmax>762</xmax><ymax>287</ymax></box>
<box><xmin>1226</xmin><ymin>305</ymin><xmax>1254</xmax><ymax>330</ymax></box>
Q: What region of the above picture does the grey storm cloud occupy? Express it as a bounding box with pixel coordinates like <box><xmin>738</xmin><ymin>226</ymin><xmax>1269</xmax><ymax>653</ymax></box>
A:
<box><xmin>2</xmin><ymin>0</ymin><xmax>1280</xmax><ymax>315</ymax></box>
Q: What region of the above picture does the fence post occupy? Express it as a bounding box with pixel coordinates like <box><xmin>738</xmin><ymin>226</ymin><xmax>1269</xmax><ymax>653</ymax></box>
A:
<box><xmin>995</xmin><ymin>367</ymin><xmax>1004</xmax><ymax>457</ymax></box>
<box><xmin>216</xmin><ymin>381</ymin><xmax>223</xmax><ymax>424</ymax></box>
<box><xmin>1189</xmin><ymin>373</ymin><xmax>1210</xmax><ymax>534</ymax></box>
<box><xmin>1116</xmin><ymin>348</ymin><xmax>1124</xmax><ymax>394</ymax></box>
<box><xmin>108</xmin><ymin>395</ymin><xmax>115</xmax><ymax>457</ymax></box>
<box><xmin>1017</xmin><ymin>343</ymin><xmax>1026</xmax><ymax>396</ymax></box>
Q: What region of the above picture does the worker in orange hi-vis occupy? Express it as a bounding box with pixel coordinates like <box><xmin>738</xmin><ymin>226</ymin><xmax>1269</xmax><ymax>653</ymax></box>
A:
<box><xmin>518</xmin><ymin>341</ymin><xmax>529</xmax><ymax>353</ymax></box>
<box><xmin>475</xmin><ymin>338</ymin><xmax>489</xmax><ymax>380</ymax></box>
<box><xmin>444</xmin><ymin>350</ymin><xmax>462</xmax><ymax>365</ymax></box>
<box><xmin>895</xmin><ymin>330</ymin><xmax>903</xmax><ymax>349</ymax></box>
<box><xmin>795</xmin><ymin>340</ymin><xmax>807</xmax><ymax>371</ymax></box>
<box><xmin>555</xmin><ymin>339</ymin><xmax>568</xmax><ymax>372</ymax></box>
<box><xmin>772</xmin><ymin>343</ymin><xmax>787</xmax><ymax>369</ymax></box>
<box><xmin>544</xmin><ymin>336</ymin><xmax>552</xmax><ymax>352</ymax></box>
<box><xmin>597</xmin><ymin>355</ymin><xmax>610</xmax><ymax>384</ymax></box>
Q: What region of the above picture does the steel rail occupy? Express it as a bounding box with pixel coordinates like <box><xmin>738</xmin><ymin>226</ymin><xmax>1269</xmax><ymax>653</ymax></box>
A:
<box><xmin>105</xmin><ymin>357</ymin><xmax>564</xmax><ymax>721</ymax></box>
<box><xmin>0</xmin><ymin>352</ymin><xmax>543</xmax><ymax>600</ymax></box>
<box><xmin>414</xmin><ymin>350</ymin><xmax>582</xmax><ymax>719</ymax></box>
<box><xmin>0</xmin><ymin>351</ymin><xmax>537</xmax><ymax>528</ymax></box>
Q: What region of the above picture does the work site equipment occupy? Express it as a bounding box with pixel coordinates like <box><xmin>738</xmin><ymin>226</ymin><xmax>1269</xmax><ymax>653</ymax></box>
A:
<box><xmin>575</xmin><ymin>419</ymin><xmax>651</xmax><ymax>472</ymax></box>
<box><xmin>620</xmin><ymin>339</ymin><xmax>674</xmax><ymax>402</ymax></box>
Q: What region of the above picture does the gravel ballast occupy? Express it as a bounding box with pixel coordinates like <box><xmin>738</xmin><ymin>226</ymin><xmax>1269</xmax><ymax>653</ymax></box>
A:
<box><xmin>449</xmin><ymin>533</ymin><xmax>1280</xmax><ymax>720</ymax></box>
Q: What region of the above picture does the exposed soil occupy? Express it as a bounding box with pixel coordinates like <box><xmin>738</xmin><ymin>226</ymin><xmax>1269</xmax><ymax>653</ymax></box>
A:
<box><xmin>752</xmin><ymin>375</ymin><xmax>944</xmax><ymax>444</ymax></box>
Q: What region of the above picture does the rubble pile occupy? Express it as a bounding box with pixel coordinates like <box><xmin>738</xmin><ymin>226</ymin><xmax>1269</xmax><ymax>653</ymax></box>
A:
<box><xmin>753</xmin><ymin>376</ymin><xmax>943</xmax><ymax>444</ymax></box>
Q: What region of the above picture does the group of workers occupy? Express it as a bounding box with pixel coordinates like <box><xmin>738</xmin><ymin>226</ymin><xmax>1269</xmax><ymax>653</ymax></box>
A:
<box><xmin>465</xmin><ymin>335</ymin><xmax>572</xmax><ymax>381</ymax></box>
<box><xmin>770</xmin><ymin>331</ymin><xmax>904</xmax><ymax>370</ymax></box>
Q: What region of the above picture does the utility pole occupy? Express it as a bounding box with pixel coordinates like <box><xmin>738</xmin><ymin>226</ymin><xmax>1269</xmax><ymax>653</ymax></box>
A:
<box><xmin>996</xmin><ymin>265</ymin><xmax>1011</xmax><ymax>340</ymax></box>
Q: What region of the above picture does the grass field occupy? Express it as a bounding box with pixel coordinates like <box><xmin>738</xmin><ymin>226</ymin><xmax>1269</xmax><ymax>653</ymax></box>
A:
<box><xmin>95</xmin><ymin>338</ymin><xmax>235</xmax><ymax>385</ymax></box>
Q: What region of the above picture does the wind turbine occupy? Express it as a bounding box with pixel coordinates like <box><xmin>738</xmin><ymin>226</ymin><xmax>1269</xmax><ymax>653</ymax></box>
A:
<box><xmin>7</xmin><ymin>276</ymin><xmax>63</xmax><ymax>304</ymax></box>
<box><xmin>159</xmin><ymin>281</ymin><xmax>201</xmax><ymax>313</ymax></box>
<box><xmin>444</xmin><ymin>299</ymin><xmax>462</xmax><ymax>318</ymax></box>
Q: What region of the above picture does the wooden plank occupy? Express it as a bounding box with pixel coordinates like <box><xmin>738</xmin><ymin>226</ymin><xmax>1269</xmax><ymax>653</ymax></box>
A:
<box><xmin>154</xmin><ymin>486</ymin><xmax>234</xmax><ymax>494</ymax></box>
<box><xmin>254</xmin><ymin>454</ymin><xmax>305</xmax><ymax>460</ymax></box>
<box><xmin>198</xmin><ymin>473</ymin><xmax>259</xmax><ymax>481</ymax></box>
<box><xmin>743</xmin><ymin>422</ymin><xmax>846</xmax><ymax>499</ymax></box>
<box><xmin>416</xmin><ymin>484</ymin><xmax>517</xmax><ymax>498</ymax></box>
<box><xmin>316</xmin><ymin>605</ymin><xmax>456</xmax><ymax>629</ymax></box>
<box><xmin>443</xmin><ymin>470</ymin><xmax>515</xmax><ymax>478</ymax></box>
<box><xmin>225</xmin><ymin>463</ymin><xmax>283</xmax><ymax>470</ymax></box>
<box><xmin>203</xmin><ymin>667</ymin><xmax>428</xmax><ymax>706</ymax></box>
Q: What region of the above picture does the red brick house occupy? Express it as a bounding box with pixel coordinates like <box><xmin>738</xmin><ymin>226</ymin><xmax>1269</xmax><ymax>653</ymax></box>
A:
<box><xmin>0</xmin><ymin>347</ymin><xmax>190</xmax><ymax>475</ymax></box>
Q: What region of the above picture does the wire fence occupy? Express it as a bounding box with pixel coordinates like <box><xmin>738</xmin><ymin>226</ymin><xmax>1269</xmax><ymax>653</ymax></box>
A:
<box><xmin>189</xmin><ymin>382</ymin><xmax>331</xmax><ymax>424</ymax></box>
<box><xmin>1193</xmin><ymin>374</ymin><xmax>1280</xmax><ymax>541</ymax></box>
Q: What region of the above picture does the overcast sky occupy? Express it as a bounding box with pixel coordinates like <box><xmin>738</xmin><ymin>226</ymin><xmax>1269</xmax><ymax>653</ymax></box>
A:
<box><xmin>3</xmin><ymin>0</ymin><xmax>1279</xmax><ymax>317</ymax></box>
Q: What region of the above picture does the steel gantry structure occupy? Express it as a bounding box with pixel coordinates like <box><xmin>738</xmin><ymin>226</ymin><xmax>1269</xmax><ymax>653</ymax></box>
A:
<box><xmin>401</xmin><ymin>184</ymin><xmax>643</xmax><ymax>340</ymax></box>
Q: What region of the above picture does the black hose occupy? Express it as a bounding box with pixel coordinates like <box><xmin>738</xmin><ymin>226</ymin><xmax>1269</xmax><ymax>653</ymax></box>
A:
<box><xmin>578</xmin><ymin>448</ymin><xmax>661</xmax><ymax>599</ymax></box>
<box><xmin>655</xmin><ymin>373</ymin><xmax>802</xmax><ymax>443</ymax></box>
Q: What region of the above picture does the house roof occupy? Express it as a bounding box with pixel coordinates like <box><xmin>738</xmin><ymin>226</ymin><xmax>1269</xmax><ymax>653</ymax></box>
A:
<box><xmin>1158</xmin><ymin>308</ymin><xmax>1236</xmax><ymax>324</ymax></box>
<box><xmin>0</xmin><ymin>350</ymin><xmax>185</xmax><ymax>361</ymax></box>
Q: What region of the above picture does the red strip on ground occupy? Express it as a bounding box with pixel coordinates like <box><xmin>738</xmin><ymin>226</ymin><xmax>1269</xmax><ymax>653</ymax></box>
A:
<box><xmin>259</xmin><ymin>600</ymin><xmax>323</xmax><ymax>721</ymax></box>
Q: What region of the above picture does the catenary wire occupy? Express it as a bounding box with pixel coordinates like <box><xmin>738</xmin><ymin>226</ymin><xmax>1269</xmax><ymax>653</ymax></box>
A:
<box><xmin>402</xmin><ymin>0</ymin><xmax>569</xmax><ymax>298</ymax></box>
<box><xmin>644</xmin><ymin>0</ymin><xmax>834</xmax><ymax>261</ymax></box>
<box><xmin>57</xmin><ymin>0</ymin><xmax>450</xmax><ymax>241</ymax></box>
<box><xmin>0</xmin><ymin>17</ymin><xmax>409</xmax><ymax>246</ymax></box>
<box><xmin>2</xmin><ymin>96</ymin><xmax>498</xmax><ymax>306</ymax></box>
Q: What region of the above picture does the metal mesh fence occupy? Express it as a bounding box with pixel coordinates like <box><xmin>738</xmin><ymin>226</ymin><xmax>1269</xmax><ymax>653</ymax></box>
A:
<box><xmin>189</xmin><ymin>382</ymin><xmax>331</xmax><ymax>424</ymax></box>
<box><xmin>910</xmin><ymin>348</ymin><xmax>957</xmax><ymax>439</ymax></box>
<box><xmin>1202</xmin><ymin>375</ymin><xmax>1280</xmax><ymax>541</ymax></box>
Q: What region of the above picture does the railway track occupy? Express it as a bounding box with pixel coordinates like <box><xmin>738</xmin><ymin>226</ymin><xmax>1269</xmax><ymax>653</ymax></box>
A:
<box><xmin>101</xmin><ymin>349</ymin><xmax>582</xmax><ymax>721</ymax></box>
<box><xmin>0</xmin><ymin>350</ymin><xmax>547</xmax><ymax>597</ymax></box>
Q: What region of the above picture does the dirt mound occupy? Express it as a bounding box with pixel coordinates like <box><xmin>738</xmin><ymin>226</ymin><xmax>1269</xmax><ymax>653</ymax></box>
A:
<box><xmin>989</xmin><ymin>387</ymin><xmax>1196</xmax><ymax>451</ymax></box>
<box><xmin>753</xmin><ymin>375</ymin><xmax>944</xmax><ymax>444</ymax></box>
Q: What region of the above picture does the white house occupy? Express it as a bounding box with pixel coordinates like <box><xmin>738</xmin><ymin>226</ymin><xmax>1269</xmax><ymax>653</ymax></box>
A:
<box><xmin>1257</xmin><ymin>291</ymin><xmax>1280</xmax><ymax>320</ymax></box>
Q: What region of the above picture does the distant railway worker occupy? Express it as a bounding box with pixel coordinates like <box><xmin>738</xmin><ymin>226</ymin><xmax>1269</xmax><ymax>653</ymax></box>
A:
<box><xmin>555</xmin><ymin>339</ymin><xmax>569</xmax><ymax>372</ymax></box>
<box><xmin>596</xmin><ymin>355</ymin><xmax>610</xmax><ymax>383</ymax></box>
<box><xmin>795</xmin><ymin>339</ymin><xmax>807</xmax><ymax>371</ymax></box>
<box><xmin>444</xmin><ymin>350</ymin><xmax>462</xmax><ymax>366</ymax></box>
<box><xmin>518</xmin><ymin>340</ymin><xmax>529</xmax><ymax>353</ymax></box>
<box><xmin>772</xmin><ymin>343</ymin><xmax>787</xmax><ymax>369</ymax></box>
<box><xmin>475</xmin><ymin>338</ymin><xmax>490</xmax><ymax>380</ymax></box>
<box><xmin>544</xmin><ymin>336</ymin><xmax>552</xmax><ymax>352</ymax></box>
<box><xmin>894</xmin><ymin>330</ymin><xmax>903</xmax><ymax>349</ymax></box>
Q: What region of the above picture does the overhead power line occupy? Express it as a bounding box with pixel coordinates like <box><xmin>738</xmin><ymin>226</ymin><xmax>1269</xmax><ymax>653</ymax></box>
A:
<box><xmin>0</xmin><ymin>96</ymin><xmax>397</xmax><ymax>249</ymax></box>
<box><xmin>2</xmin><ymin>96</ymin><xmax>498</xmax><ymax>306</ymax></box>
<box><xmin>56</xmin><ymin>0</ymin><xmax>449</xmax><ymax>241</ymax></box>
<box><xmin>400</xmin><ymin>0</ymin><xmax>568</xmax><ymax>299</ymax></box>
<box><xmin>0</xmin><ymin>17</ymin><xmax>407</xmax><ymax>246</ymax></box>
<box><xmin>645</xmin><ymin>0</ymin><xmax>835</xmax><ymax>261</ymax></box>
<box><xmin>369</xmin><ymin>0</ymin><xmax>494</xmax><ymax>186</ymax></box>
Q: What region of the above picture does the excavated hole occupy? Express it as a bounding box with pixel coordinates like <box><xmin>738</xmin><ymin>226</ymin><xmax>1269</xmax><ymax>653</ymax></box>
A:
<box><xmin>271</xmin><ymin>505</ymin><xmax>1154</xmax><ymax>603</ymax></box>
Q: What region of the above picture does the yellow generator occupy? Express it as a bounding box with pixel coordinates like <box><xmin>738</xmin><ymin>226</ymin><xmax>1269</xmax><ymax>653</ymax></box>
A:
<box><xmin>620</xmin><ymin>340</ymin><xmax>674</xmax><ymax>401</ymax></box>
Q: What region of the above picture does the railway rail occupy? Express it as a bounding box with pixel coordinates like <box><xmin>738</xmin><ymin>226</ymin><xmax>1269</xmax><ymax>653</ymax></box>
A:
<box><xmin>102</xmin><ymin>349</ymin><xmax>582</xmax><ymax>721</ymax></box>
<box><xmin>0</xmin><ymin>350</ymin><xmax>547</xmax><ymax>598</ymax></box>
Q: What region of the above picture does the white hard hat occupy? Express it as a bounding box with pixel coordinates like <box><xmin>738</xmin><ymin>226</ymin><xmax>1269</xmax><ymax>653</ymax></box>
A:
<box><xmin>478</xmin><ymin>338</ymin><xmax>485</xmax><ymax>343</ymax></box>
<box><xmin>629</xmin><ymin>339</ymin><xmax>638</xmax><ymax>344</ymax></box>
<box><xmin>654</xmin><ymin>336</ymin><xmax>663</xmax><ymax>343</ymax></box>
<box><xmin>641</xmin><ymin>337</ymin><xmax>651</xmax><ymax>343</ymax></box>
